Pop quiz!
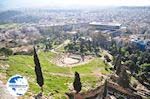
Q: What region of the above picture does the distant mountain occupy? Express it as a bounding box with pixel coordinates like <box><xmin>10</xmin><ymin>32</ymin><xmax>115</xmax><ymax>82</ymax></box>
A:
<box><xmin>0</xmin><ymin>10</ymin><xmax>21</xmax><ymax>23</ymax></box>
<box><xmin>0</xmin><ymin>9</ymin><xmax>79</xmax><ymax>23</ymax></box>
<box><xmin>0</xmin><ymin>10</ymin><xmax>40</xmax><ymax>23</ymax></box>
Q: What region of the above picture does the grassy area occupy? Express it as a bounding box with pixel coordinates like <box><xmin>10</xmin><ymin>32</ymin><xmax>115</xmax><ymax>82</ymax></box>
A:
<box><xmin>0</xmin><ymin>23</ymin><xmax>21</xmax><ymax>29</ymax></box>
<box><xmin>72</xmin><ymin>58</ymin><xmax>111</xmax><ymax>75</ymax></box>
<box><xmin>0</xmin><ymin>51</ymin><xmax>111</xmax><ymax>98</ymax></box>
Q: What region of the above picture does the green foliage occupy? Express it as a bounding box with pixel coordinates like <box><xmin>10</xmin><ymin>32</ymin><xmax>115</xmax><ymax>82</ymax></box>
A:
<box><xmin>118</xmin><ymin>68</ymin><xmax>130</xmax><ymax>88</ymax></box>
<box><xmin>104</xmin><ymin>55</ymin><xmax>111</xmax><ymax>62</ymax></box>
<box><xmin>125</xmin><ymin>60</ymin><xmax>137</xmax><ymax>74</ymax></box>
<box><xmin>64</xmin><ymin>43</ymin><xmax>75</xmax><ymax>52</ymax></box>
<box><xmin>0</xmin><ymin>47</ymin><xmax>13</xmax><ymax>56</ymax></box>
<box><xmin>65</xmin><ymin>38</ymin><xmax>101</xmax><ymax>56</ymax></box>
<box><xmin>141</xmin><ymin>64</ymin><xmax>150</xmax><ymax>71</ymax></box>
<box><xmin>114</xmin><ymin>55</ymin><xmax>122</xmax><ymax>75</ymax></box>
<box><xmin>138</xmin><ymin>64</ymin><xmax>150</xmax><ymax>83</ymax></box>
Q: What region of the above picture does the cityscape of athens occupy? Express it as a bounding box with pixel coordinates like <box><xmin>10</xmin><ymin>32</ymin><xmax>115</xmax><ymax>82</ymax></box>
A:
<box><xmin>0</xmin><ymin>0</ymin><xmax>150</xmax><ymax>99</ymax></box>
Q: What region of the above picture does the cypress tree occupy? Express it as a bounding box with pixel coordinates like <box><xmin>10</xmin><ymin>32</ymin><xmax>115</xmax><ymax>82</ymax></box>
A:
<box><xmin>34</xmin><ymin>47</ymin><xmax>44</xmax><ymax>92</ymax></box>
<box><xmin>114</xmin><ymin>55</ymin><xmax>119</xmax><ymax>70</ymax></box>
<box><xmin>73</xmin><ymin>72</ymin><xmax>82</xmax><ymax>93</ymax></box>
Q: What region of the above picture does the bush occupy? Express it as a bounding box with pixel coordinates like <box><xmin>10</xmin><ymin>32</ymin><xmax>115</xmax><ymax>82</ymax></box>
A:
<box><xmin>133</xmin><ymin>82</ymin><xmax>138</xmax><ymax>88</ymax></box>
<box><xmin>0</xmin><ymin>47</ymin><xmax>13</xmax><ymax>56</ymax></box>
<box><xmin>104</xmin><ymin>55</ymin><xmax>111</xmax><ymax>62</ymax></box>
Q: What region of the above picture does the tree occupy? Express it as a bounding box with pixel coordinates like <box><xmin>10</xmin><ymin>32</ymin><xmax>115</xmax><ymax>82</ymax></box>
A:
<box><xmin>0</xmin><ymin>47</ymin><xmax>13</xmax><ymax>57</ymax></box>
<box><xmin>110</xmin><ymin>41</ymin><xmax>118</xmax><ymax>55</ymax></box>
<box><xmin>87</xmin><ymin>39</ymin><xmax>92</xmax><ymax>52</ymax></box>
<box><xmin>64</xmin><ymin>43</ymin><xmax>74</xmax><ymax>52</ymax></box>
<box><xmin>73</xmin><ymin>72</ymin><xmax>82</xmax><ymax>93</ymax></box>
<box><xmin>80</xmin><ymin>39</ymin><xmax>85</xmax><ymax>61</ymax></box>
<box><xmin>118</xmin><ymin>68</ymin><xmax>130</xmax><ymax>88</ymax></box>
<box><xmin>90</xmin><ymin>31</ymin><xmax>107</xmax><ymax>48</ymax></box>
<box><xmin>80</xmin><ymin>39</ymin><xmax>84</xmax><ymax>54</ymax></box>
<box><xmin>94</xmin><ymin>47</ymin><xmax>100</xmax><ymax>56</ymax></box>
<box><xmin>114</xmin><ymin>55</ymin><xmax>122</xmax><ymax>75</ymax></box>
<box><xmin>45</xmin><ymin>42</ymin><xmax>52</xmax><ymax>51</ymax></box>
<box><xmin>104</xmin><ymin>55</ymin><xmax>111</xmax><ymax>62</ymax></box>
<box><xmin>125</xmin><ymin>60</ymin><xmax>137</xmax><ymax>74</ymax></box>
<box><xmin>114</xmin><ymin>55</ymin><xmax>120</xmax><ymax>70</ymax></box>
<box><xmin>102</xmin><ymin>80</ymin><xmax>108</xmax><ymax>99</ymax></box>
<box><xmin>34</xmin><ymin>47</ymin><xmax>44</xmax><ymax>92</ymax></box>
<box><xmin>139</xmin><ymin>64</ymin><xmax>150</xmax><ymax>84</ymax></box>
<box><xmin>91</xmin><ymin>40</ymin><xmax>99</xmax><ymax>56</ymax></box>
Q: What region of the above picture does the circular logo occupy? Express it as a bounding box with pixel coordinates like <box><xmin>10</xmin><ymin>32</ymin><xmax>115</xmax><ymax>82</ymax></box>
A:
<box><xmin>6</xmin><ymin>74</ymin><xmax>29</xmax><ymax>96</ymax></box>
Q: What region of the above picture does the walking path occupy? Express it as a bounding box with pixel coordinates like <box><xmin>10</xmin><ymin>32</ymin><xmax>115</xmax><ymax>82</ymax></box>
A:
<box><xmin>48</xmin><ymin>71</ymin><xmax>107</xmax><ymax>78</ymax></box>
<box><xmin>0</xmin><ymin>81</ymin><xmax>17</xmax><ymax>99</ymax></box>
<box><xmin>51</xmin><ymin>40</ymin><xmax>70</xmax><ymax>54</ymax></box>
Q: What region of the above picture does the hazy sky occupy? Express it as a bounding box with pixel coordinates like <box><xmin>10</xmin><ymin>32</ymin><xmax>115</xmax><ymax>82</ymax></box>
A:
<box><xmin>1</xmin><ymin>0</ymin><xmax>150</xmax><ymax>9</ymax></box>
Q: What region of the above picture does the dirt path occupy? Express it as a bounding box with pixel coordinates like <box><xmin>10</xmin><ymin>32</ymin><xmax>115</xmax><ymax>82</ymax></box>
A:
<box><xmin>51</xmin><ymin>40</ymin><xmax>70</xmax><ymax>54</ymax></box>
<box><xmin>0</xmin><ymin>81</ymin><xmax>17</xmax><ymax>99</ymax></box>
<box><xmin>49</xmin><ymin>71</ymin><xmax>107</xmax><ymax>78</ymax></box>
<box><xmin>92</xmin><ymin>68</ymin><xmax>108</xmax><ymax>79</ymax></box>
<box><xmin>49</xmin><ymin>73</ymin><xmax>74</xmax><ymax>77</ymax></box>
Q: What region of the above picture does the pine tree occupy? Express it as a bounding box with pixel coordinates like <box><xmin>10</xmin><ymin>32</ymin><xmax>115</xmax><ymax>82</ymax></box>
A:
<box><xmin>73</xmin><ymin>72</ymin><xmax>82</xmax><ymax>93</ymax></box>
<box><xmin>34</xmin><ymin>47</ymin><xmax>44</xmax><ymax>92</ymax></box>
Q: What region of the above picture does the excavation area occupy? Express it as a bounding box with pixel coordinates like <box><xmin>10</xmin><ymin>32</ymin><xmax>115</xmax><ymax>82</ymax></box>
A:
<box><xmin>53</xmin><ymin>53</ymin><xmax>94</xmax><ymax>67</ymax></box>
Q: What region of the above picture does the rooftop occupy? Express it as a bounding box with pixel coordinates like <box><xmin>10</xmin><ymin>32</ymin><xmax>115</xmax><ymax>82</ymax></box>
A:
<box><xmin>89</xmin><ymin>22</ymin><xmax>122</xmax><ymax>27</ymax></box>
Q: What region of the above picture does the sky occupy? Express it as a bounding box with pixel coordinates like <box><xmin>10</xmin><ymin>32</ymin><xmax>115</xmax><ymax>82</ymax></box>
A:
<box><xmin>1</xmin><ymin>0</ymin><xmax>150</xmax><ymax>9</ymax></box>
